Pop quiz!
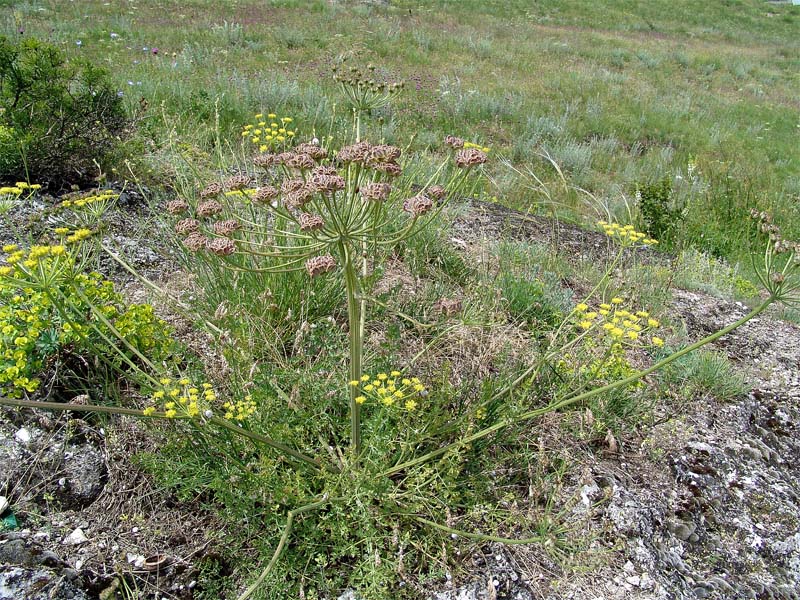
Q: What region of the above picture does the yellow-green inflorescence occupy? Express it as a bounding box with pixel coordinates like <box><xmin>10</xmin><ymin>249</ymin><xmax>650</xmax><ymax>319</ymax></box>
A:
<box><xmin>573</xmin><ymin>298</ymin><xmax>664</xmax><ymax>348</ymax></box>
<box><xmin>599</xmin><ymin>221</ymin><xmax>658</xmax><ymax>247</ymax></box>
<box><xmin>0</xmin><ymin>182</ymin><xmax>42</xmax><ymax>212</ymax></box>
<box><xmin>348</xmin><ymin>371</ymin><xmax>427</xmax><ymax>412</ymax></box>
<box><xmin>143</xmin><ymin>378</ymin><xmax>257</xmax><ymax>422</ymax></box>
<box><xmin>241</xmin><ymin>112</ymin><xmax>296</xmax><ymax>153</ymax></box>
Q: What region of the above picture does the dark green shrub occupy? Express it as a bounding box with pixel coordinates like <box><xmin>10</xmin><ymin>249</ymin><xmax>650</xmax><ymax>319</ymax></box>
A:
<box><xmin>636</xmin><ymin>177</ymin><xmax>679</xmax><ymax>242</ymax></box>
<box><xmin>0</xmin><ymin>36</ymin><xmax>129</xmax><ymax>187</ymax></box>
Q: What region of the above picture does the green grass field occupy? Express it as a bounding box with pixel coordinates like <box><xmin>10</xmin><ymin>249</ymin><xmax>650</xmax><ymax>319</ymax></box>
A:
<box><xmin>4</xmin><ymin>0</ymin><xmax>798</xmax><ymax>264</ymax></box>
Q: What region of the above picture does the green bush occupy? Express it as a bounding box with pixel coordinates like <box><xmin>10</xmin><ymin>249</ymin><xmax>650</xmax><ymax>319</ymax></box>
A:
<box><xmin>0</xmin><ymin>36</ymin><xmax>129</xmax><ymax>186</ymax></box>
<box><xmin>0</xmin><ymin>242</ymin><xmax>176</xmax><ymax>398</ymax></box>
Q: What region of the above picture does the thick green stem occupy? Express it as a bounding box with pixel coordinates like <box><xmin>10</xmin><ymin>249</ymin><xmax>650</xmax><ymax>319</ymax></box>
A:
<box><xmin>237</xmin><ymin>496</ymin><xmax>329</xmax><ymax>600</ymax></box>
<box><xmin>381</xmin><ymin>297</ymin><xmax>774</xmax><ymax>477</ymax></box>
<box><xmin>341</xmin><ymin>243</ymin><xmax>364</xmax><ymax>459</ymax></box>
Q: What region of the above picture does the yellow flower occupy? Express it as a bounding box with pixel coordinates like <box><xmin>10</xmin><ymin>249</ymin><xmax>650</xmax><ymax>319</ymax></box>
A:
<box><xmin>627</xmin><ymin>331</ymin><xmax>639</xmax><ymax>340</ymax></box>
<box><xmin>363</xmin><ymin>384</ymin><xmax>374</xmax><ymax>392</ymax></box>
<box><xmin>153</xmin><ymin>390</ymin><xmax>165</xmax><ymax>399</ymax></box>
<box><xmin>404</xmin><ymin>399</ymin><xmax>417</xmax><ymax>411</ymax></box>
<box><xmin>355</xmin><ymin>395</ymin><xmax>366</xmax><ymax>404</ymax></box>
<box><xmin>652</xmin><ymin>336</ymin><xmax>664</xmax><ymax>347</ymax></box>
<box><xmin>267</xmin><ymin>113</ymin><xmax>276</xmax><ymax>119</ymax></box>
<box><xmin>648</xmin><ymin>318</ymin><xmax>660</xmax><ymax>328</ymax></box>
<box><xmin>361</xmin><ymin>374</ymin><xmax>370</xmax><ymax>381</ymax></box>
<box><xmin>576</xmin><ymin>303</ymin><xmax>588</xmax><ymax>312</ymax></box>
<box><xmin>611</xmin><ymin>297</ymin><xmax>624</xmax><ymax>304</ymax></box>
<box><xmin>165</xmin><ymin>409</ymin><xmax>177</xmax><ymax>418</ymax></box>
<box><xmin>349</xmin><ymin>380</ymin><xmax>359</xmax><ymax>386</ymax></box>
<box><xmin>0</xmin><ymin>266</ymin><xmax>11</xmax><ymax>276</ymax></box>
<box><xmin>579</xmin><ymin>320</ymin><xmax>593</xmax><ymax>330</ymax></box>
<box><xmin>143</xmin><ymin>407</ymin><xmax>156</xmax><ymax>416</ymax></box>
<box><xmin>2</xmin><ymin>244</ymin><xmax>18</xmax><ymax>252</ymax></box>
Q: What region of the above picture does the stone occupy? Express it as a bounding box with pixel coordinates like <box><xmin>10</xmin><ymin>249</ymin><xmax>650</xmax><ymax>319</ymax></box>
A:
<box><xmin>62</xmin><ymin>528</ymin><xmax>88</xmax><ymax>546</ymax></box>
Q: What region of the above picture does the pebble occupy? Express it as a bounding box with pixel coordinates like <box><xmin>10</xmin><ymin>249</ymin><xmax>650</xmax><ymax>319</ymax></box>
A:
<box><xmin>14</xmin><ymin>428</ymin><xmax>32</xmax><ymax>443</ymax></box>
<box><xmin>63</xmin><ymin>528</ymin><xmax>88</xmax><ymax>546</ymax></box>
<box><xmin>0</xmin><ymin>495</ymin><xmax>8</xmax><ymax>513</ymax></box>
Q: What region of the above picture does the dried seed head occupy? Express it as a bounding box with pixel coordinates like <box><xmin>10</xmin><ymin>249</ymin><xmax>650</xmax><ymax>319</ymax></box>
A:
<box><xmin>296</xmin><ymin>143</ymin><xmax>329</xmax><ymax>160</ymax></box>
<box><xmin>455</xmin><ymin>148</ymin><xmax>488</xmax><ymax>168</ymax></box>
<box><xmin>310</xmin><ymin>174</ymin><xmax>346</xmax><ymax>193</ymax></box>
<box><xmin>360</xmin><ymin>182</ymin><xmax>391</xmax><ymax>202</ymax></box>
<box><xmin>213</xmin><ymin>219</ymin><xmax>241</xmax><ymax>237</ymax></box>
<box><xmin>299</xmin><ymin>213</ymin><xmax>325</xmax><ymax>231</ymax></box>
<box><xmin>207</xmin><ymin>237</ymin><xmax>236</xmax><ymax>256</ymax></box>
<box><xmin>427</xmin><ymin>185</ymin><xmax>446</xmax><ymax>200</ymax></box>
<box><xmin>434</xmin><ymin>297</ymin><xmax>462</xmax><ymax>316</ymax></box>
<box><xmin>252</xmin><ymin>186</ymin><xmax>279</xmax><ymax>204</ymax></box>
<box><xmin>253</xmin><ymin>153</ymin><xmax>278</xmax><ymax>168</ymax></box>
<box><xmin>274</xmin><ymin>152</ymin><xmax>296</xmax><ymax>165</ymax></box>
<box><xmin>772</xmin><ymin>272</ymin><xmax>786</xmax><ymax>284</ymax></box>
<box><xmin>445</xmin><ymin>135</ymin><xmax>464</xmax><ymax>149</ymax></box>
<box><xmin>281</xmin><ymin>179</ymin><xmax>306</xmax><ymax>194</ymax></box>
<box><xmin>337</xmin><ymin>141</ymin><xmax>372</xmax><ymax>164</ymax></box>
<box><xmin>368</xmin><ymin>144</ymin><xmax>401</xmax><ymax>163</ymax></box>
<box><xmin>283</xmin><ymin>152</ymin><xmax>316</xmax><ymax>170</ymax></box>
<box><xmin>403</xmin><ymin>194</ymin><xmax>433</xmax><ymax>216</ymax></box>
<box><xmin>166</xmin><ymin>199</ymin><xmax>189</xmax><ymax>215</ymax></box>
<box><xmin>175</xmin><ymin>218</ymin><xmax>200</xmax><ymax>235</ymax></box>
<box><xmin>196</xmin><ymin>200</ymin><xmax>224</xmax><ymax>218</ymax></box>
<box><xmin>305</xmin><ymin>255</ymin><xmax>337</xmax><ymax>277</ymax></box>
<box><xmin>311</xmin><ymin>165</ymin><xmax>339</xmax><ymax>178</ymax></box>
<box><xmin>183</xmin><ymin>232</ymin><xmax>208</xmax><ymax>252</ymax></box>
<box><xmin>285</xmin><ymin>186</ymin><xmax>315</xmax><ymax>209</ymax></box>
<box><xmin>200</xmin><ymin>182</ymin><xmax>223</xmax><ymax>199</ymax></box>
<box><xmin>224</xmin><ymin>174</ymin><xmax>253</xmax><ymax>191</ymax></box>
<box><xmin>372</xmin><ymin>161</ymin><xmax>402</xmax><ymax>177</ymax></box>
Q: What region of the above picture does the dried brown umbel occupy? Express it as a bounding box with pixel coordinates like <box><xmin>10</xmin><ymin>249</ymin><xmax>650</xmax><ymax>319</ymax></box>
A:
<box><xmin>305</xmin><ymin>255</ymin><xmax>337</xmax><ymax>277</ymax></box>
<box><xmin>445</xmin><ymin>135</ymin><xmax>464</xmax><ymax>149</ymax></box>
<box><xmin>772</xmin><ymin>272</ymin><xmax>786</xmax><ymax>284</ymax></box>
<box><xmin>427</xmin><ymin>185</ymin><xmax>446</xmax><ymax>201</ymax></box>
<box><xmin>196</xmin><ymin>200</ymin><xmax>224</xmax><ymax>218</ymax></box>
<box><xmin>207</xmin><ymin>237</ymin><xmax>236</xmax><ymax>256</ymax></box>
<box><xmin>166</xmin><ymin>199</ymin><xmax>189</xmax><ymax>215</ymax></box>
<box><xmin>310</xmin><ymin>174</ymin><xmax>346</xmax><ymax>193</ymax></box>
<box><xmin>311</xmin><ymin>165</ymin><xmax>339</xmax><ymax>178</ymax></box>
<box><xmin>183</xmin><ymin>233</ymin><xmax>208</xmax><ymax>252</ymax></box>
<box><xmin>200</xmin><ymin>182</ymin><xmax>223</xmax><ymax>199</ymax></box>
<box><xmin>281</xmin><ymin>179</ymin><xmax>306</xmax><ymax>194</ymax></box>
<box><xmin>337</xmin><ymin>141</ymin><xmax>372</xmax><ymax>164</ymax></box>
<box><xmin>283</xmin><ymin>152</ymin><xmax>316</xmax><ymax>171</ymax></box>
<box><xmin>360</xmin><ymin>182</ymin><xmax>391</xmax><ymax>202</ymax></box>
<box><xmin>175</xmin><ymin>218</ymin><xmax>200</xmax><ymax>235</ymax></box>
<box><xmin>213</xmin><ymin>219</ymin><xmax>241</xmax><ymax>237</ymax></box>
<box><xmin>299</xmin><ymin>213</ymin><xmax>325</xmax><ymax>232</ymax></box>
<box><xmin>454</xmin><ymin>148</ymin><xmax>488</xmax><ymax>168</ymax></box>
<box><xmin>285</xmin><ymin>186</ymin><xmax>316</xmax><ymax>209</ymax></box>
<box><xmin>252</xmin><ymin>186</ymin><xmax>279</xmax><ymax>204</ymax></box>
<box><xmin>223</xmin><ymin>174</ymin><xmax>253</xmax><ymax>191</ymax></box>
<box><xmin>253</xmin><ymin>153</ymin><xmax>278</xmax><ymax>168</ymax></box>
<box><xmin>403</xmin><ymin>194</ymin><xmax>433</xmax><ymax>216</ymax></box>
<box><xmin>372</xmin><ymin>161</ymin><xmax>402</xmax><ymax>177</ymax></box>
<box><xmin>368</xmin><ymin>144</ymin><xmax>401</xmax><ymax>163</ymax></box>
<box><xmin>434</xmin><ymin>297</ymin><xmax>463</xmax><ymax>317</ymax></box>
<box><xmin>296</xmin><ymin>143</ymin><xmax>329</xmax><ymax>160</ymax></box>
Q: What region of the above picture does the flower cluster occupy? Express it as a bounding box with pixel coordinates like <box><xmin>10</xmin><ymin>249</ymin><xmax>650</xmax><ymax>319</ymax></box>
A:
<box><xmin>143</xmin><ymin>378</ymin><xmax>257</xmax><ymax>422</ymax></box>
<box><xmin>348</xmin><ymin>371</ymin><xmax>426</xmax><ymax>411</ymax></box>
<box><xmin>0</xmin><ymin>182</ymin><xmax>41</xmax><ymax>212</ymax></box>
<box><xmin>1</xmin><ymin>248</ymin><xmax>173</xmax><ymax>397</ymax></box>
<box><xmin>598</xmin><ymin>221</ymin><xmax>658</xmax><ymax>247</ymax></box>
<box><xmin>332</xmin><ymin>63</ymin><xmax>404</xmax><ymax>113</ymax></box>
<box><xmin>59</xmin><ymin>191</ymin><xmax>119</xmax><ymax>209</ymax></box>
<box><xmin>144</xmin><ymin>378</ymin><xmax>217</xmax><ymax>418</ymax></box>
<box><xmin>241</xmin><ymin>113</ymin><xmax>296</xmax><ymax>152</ymax></box>
<box><xmin>573</xmin><ymin>299</ymin><xmax>664</xmax><ymax>348</ymax></box>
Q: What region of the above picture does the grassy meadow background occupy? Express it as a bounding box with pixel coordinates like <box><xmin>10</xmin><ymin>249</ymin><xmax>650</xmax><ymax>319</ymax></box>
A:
<box><xmin>3</xmin><ymin>0</ymin><xmax>798</xmax><ymax>268</ymax></box>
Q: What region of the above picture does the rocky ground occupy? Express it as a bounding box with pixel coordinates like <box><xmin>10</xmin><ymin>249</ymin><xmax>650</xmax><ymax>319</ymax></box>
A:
<box><xmin>2</xmin><ymin>197</ymin><xmax>799</xmax><ymax>599</ymax></box>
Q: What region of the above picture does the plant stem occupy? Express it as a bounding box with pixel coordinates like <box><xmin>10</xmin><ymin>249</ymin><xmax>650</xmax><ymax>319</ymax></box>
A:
<box><xmin>341</xmin><ymin>242</ymin><xmax>364</xmax><ymax>459</ymax></box>
<box><xmin>413</xmin><ymin>516</ymin><xmax>546</xmax><ymax>545</ymax></box>
<box><xmin>381</xmin><ymin>297</ymin><xmax>774</xmax><ymax>477</ymax></box>
<box><xmin>0</xmin><ymin>397</ymin><xmax>328</xmax><ymax>472</ymax></box>
<box><xmin>237</xmin><ymin>496</ymin><xmax>329</xmax><ymax>600</ymax></box>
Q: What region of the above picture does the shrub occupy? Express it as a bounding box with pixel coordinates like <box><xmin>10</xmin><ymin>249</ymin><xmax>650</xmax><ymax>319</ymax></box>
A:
<box><xmin>0</xmin><ymin>36</ymin><xmax>129</xmax><ymax>187</ymax></box>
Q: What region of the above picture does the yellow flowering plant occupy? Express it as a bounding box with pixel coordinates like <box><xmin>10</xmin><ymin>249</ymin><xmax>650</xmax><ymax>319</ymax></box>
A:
<box><xmin>241</xmin><ymin>112</ymin><xmax>296</xmax><ymax>153</ymax></box>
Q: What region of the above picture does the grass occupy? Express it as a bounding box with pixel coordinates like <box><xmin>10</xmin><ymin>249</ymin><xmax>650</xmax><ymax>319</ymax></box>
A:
<box><xmin>1</xmin><ymin>1</ymin><xmax>796</xmax><ymax>598</ymax></box>
<box><xmin>2</xmin><ymin>0</ymin><xmax>797</xmax><ymax>267</ymax></box>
